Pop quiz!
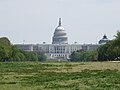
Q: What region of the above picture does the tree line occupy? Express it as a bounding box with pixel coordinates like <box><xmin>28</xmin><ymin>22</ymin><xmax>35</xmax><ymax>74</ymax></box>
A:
<box><xmin>70</xmin><ymin>50</ymin><xmax>98</xmax><ymax>62</ymax></box>
<box><xmin>70</xmin><ymin>31</ymin><xmax>120</xmax><ymax>61</ymax></box>
<box><xmin>0</xmin><ymin>37</ymin><xmax>46</xmax><ymax>62</ymax></box>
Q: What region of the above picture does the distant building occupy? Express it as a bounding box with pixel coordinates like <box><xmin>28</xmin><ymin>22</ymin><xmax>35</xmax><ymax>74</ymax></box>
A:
<box><xmin>15</xmin><ymin>44</ymin><xmax>33</xmax><ymax>52</ymax></box>
<box><xmin>99</xmin><ymin>35</ymin><xmax>109</xmax><ymax>44</ymax></box>
<box><xmin>52</xmin><ymin>18</ymin><xmax>68</xmax><ymax>44</ymax></box>
<box><xmin>15</xmin><ymin>18</ymin><xmax>109</xmax><ymax>60</ymax></box>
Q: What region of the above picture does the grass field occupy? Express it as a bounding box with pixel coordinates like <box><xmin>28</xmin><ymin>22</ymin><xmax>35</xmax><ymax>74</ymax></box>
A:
<box><xmin>0</xmin><ymin>61</ymin><xmax>120</xmax><ymax>90</ymax></box>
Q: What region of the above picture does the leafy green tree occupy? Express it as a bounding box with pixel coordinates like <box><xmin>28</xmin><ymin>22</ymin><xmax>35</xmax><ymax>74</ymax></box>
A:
<box><xmin>0</xmin><ymin>37</ymin><xmax>11</xmax><ymax>46</ymax></box>
<box><xmin>0</xmin><ymin>44</ymin><xmax>7</xmax><ymax>61</ymax></box>
<box><xmin>70</xmin><ymin>50</ymin><xmax>98</xmax><ymax>62</ymax></box>
<box><xmin>97</xmin><ymin>31</ymin><xmax>120</xmax><ymax>61</ymax></box>
<box><xmin>31</xmin><ymin>52</ymin><xmax>38</xmax><ymax>61</ymax></box>
<box><xmin>0</xmin><ymin>37</ymin><xmax>40</xmax><ymax>62</ymax></box>
<box><xmin>0</xmin><ymin>37</ymin><xmax>12</xmax><ymax>61</ymax></box>
<box><xmin>38</xmin><ymin>51</ymin><xmax>46</xmax><ymax>61</ymax></box>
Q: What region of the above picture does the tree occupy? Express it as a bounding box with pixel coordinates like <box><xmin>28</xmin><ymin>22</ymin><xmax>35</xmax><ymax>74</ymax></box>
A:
<box><xmin>0</xmin><ymin>44</ymin><xmax>7</xmax><ymax>61</ymax></box>
<box><xmin>38</xmin><ymin>51</ymin><xmax>46</xmax><ymax>61</ymax></box>
<box><xmin>0</xmin><ymin>37</ymin><xmax>11</xmax><ymax>46</ymax></box>
<box><xmin>70</xmin><ymin>50</ymin><xmax>98</xmax><ymax>62</ymax></box>
<box><xmin>0</xmin><ymin>37</ymin><xmax>40</xmax><ymax>62</ymax></box>
<box><xmin>0</xmin><ymin>37</ymin><xmax>12</xmax><ymax>61</ymax></box>
<box><xmin>97</xmin><ymin>31</ymin><xmax>120</xmax><ymax>61</ymax></box>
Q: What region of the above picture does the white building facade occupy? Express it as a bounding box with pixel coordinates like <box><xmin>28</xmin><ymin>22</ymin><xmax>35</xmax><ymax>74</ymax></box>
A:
<box><xmin>16</xmin><ymin>18</ymin><xmax>108</xmax><ymax>60</ymax></box>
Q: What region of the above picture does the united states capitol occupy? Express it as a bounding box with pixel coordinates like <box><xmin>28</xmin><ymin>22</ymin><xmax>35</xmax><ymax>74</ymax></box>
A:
<box><xmin>15</xmin><ymin>18</ymin><xmax>109</xmax><ymax>60</ymax></box>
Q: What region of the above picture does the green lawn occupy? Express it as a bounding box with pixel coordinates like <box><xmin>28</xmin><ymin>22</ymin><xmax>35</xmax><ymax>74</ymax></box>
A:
<box><xmin>0</xmin><ymin>61</ymin><xmax>120</xmax><ymax>90</ymax></box>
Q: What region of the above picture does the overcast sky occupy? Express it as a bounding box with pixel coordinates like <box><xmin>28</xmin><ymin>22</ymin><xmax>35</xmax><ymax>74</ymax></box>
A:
<box><xmin>0</xmin><ymin>0</ymin><xmax>120</xmax><ymax>44</ymax></box>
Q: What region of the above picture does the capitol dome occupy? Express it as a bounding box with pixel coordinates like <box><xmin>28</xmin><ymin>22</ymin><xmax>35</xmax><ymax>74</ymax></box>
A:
<box><xmin>54</xmin><ymin>28</ymin><xmax>67</xmax><ymax>36</ymax></box>
<box><xmin>52</xmin><ymin>18</ymin><xmax>68</xmax><ymax>44</ymax></box>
